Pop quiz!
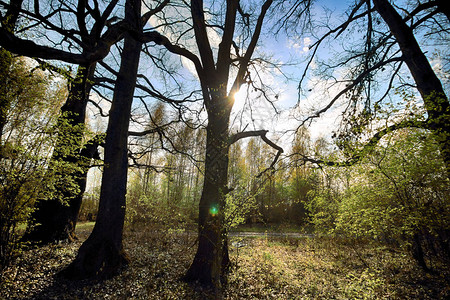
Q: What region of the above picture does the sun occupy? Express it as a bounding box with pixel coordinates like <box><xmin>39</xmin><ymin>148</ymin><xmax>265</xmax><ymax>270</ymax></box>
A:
<box><xmin>233</xmin><ymin>86</ymin><xmax>247</xmax><ymax>105</ymax></box>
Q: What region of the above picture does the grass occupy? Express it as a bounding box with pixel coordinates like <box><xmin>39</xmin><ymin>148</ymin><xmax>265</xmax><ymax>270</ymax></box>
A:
<box><xmin>1</xmin><ymin>223</ymin><xmax>448</xmax><ymax>299</ymax></box>
<box><xmin>75</xmin><ymin>221</ymin><xmax>95</xmax><ymax>230</ymax></box>
<box><xmin>231</xmin><ymin>223</ymin><xmax>308</xmax><ymax>233</ymax></box>
<box><xmin>227</xmin><ymin>237</ymin><xmax>449</xmax><ymax>299</ymax></box>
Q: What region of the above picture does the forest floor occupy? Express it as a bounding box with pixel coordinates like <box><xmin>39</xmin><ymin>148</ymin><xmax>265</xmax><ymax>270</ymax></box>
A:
<box><xmin>1</xmin><ymin>222</ymin><xmax>449</xmax><ymax>299</ymax></box>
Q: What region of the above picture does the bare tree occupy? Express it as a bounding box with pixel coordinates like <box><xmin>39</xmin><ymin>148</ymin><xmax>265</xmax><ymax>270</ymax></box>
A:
<box><xmin>61</xmin><ymin>0</ymin><xmax>171</xmax><ymax>279</ymax></box>
<box><xmin>0</xmin><ymin>0</ymin><xmax>130</xmax><ymax>243</ymax></box>
<box><xmin>137</xmin><ymin>0</ymin><xmax>303</xmax><ymax>289</ymax></box>
<box><xmin>288</xmin><ymin>0</ymin><xmax>449</xmax><ymax>175</ymax></box>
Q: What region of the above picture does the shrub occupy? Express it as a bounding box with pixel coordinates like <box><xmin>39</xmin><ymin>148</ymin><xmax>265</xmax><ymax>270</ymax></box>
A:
<box><xmin>0</xmin><ymin>55</ymin><xmax>66</xmax><ymax>271</ymax></box>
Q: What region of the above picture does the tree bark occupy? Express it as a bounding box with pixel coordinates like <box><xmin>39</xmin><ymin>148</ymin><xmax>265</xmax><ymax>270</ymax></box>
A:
<box><xmin>24</xmin><ymin>63</ymin><xmax>98</xmax><ymax>244</ymax></box>
<box><xmin>62</xmin><ymin>0</ymin><xmax>142</xmax><ymax>279</ymax></box>
<box><xmin>0</xmin><ymin>48</ymin><xmax>13</xmax><ymax>147</ymax></box>
<box><xmin>0</xmin><ymin>0</ymin><xmax>23</xmax><ymax>152</ymax></box>
<box><xmin>184</xmin><ymin>99</ymin><xmax>232</xmax><ymax>289</ymax></box>
<box><xmin>372</xmin><ymin>0</ymin><xmax>450</xmax><ymax>175</ymax></box>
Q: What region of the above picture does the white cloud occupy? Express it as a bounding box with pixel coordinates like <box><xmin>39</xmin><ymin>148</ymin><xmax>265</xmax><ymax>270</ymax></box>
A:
<box><xmin>303</xmin><ymin>37</ymin><xmax>311</xmax><ymax>46</ymax></box>
<box><xmin>287</xmin><ymin>36</ymin><xmax>312</xmax><ymax>54</ymax></box>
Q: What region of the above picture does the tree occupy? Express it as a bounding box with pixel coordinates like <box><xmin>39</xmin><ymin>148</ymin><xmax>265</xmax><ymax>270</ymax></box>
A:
<box><xmin>62</xmin><ymin>0</ymin><xmax>142</xmax><ymax>279</ymax></box>
<box><xmin>62</xmin><ymin>0</ymin><xmax>171</xmax><ymax>279</ymax></box>
<box><xmin>0</xmin><ymin>56</ymin><xmax>66</xmax><ymax>271</ymax></box>
<box><xmin>288</xmin><ymin>127</ymin><xmax>314</xmax><ymax>224</ymax></box>
<box><xmin>139</xmin><ymin>0</ymin><xmax>294</xmax><ymax>288</ymax></box>
<box><xmin>289</xmin><ymin>0</ymin><xmax>449</xmax><ymax>174</ymax></box>
<box><xmin>285</xmin><ymin>0</ymin><xmax>450</xmax><ymax>267</ymax></box>
<box><xmin>24</xmin><ymin>64</ymin><xmax>100</xmax><ymax>244</ymax></box>
<box><xmin>1</xmin><ymin>0</ymin><xmax>290</xmax><ymax>286</ymax></box>
<box><xmin>0</xmin><ymin>0</ymin><xmax>22</xmax><ymax>149</ymax></box>
<box><xmin>371</xmin><ymin>0</ymin><xmax>449</xmax><ymax>174</ymax></box>
<box><xmin>333</xmin><ymin>129</ymin><xmax>449</xmax><ymax>270</ymax></box>
<box><xmin>0</xmin><ymin>0</ymin><xmax>129</xmax><ymax>243</ymax></box>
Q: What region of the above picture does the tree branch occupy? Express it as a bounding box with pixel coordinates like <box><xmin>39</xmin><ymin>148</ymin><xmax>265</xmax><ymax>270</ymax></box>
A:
<box><xmin>140</xmin><ymin>30</ymin><xmax>210</xmax><ymax>102</ymax></box>
<box><xmin>293</xmin><ymin>119</ymin><xmax>429</xmax><ymax>167</ymax></box>
<box><xmin>191</xmin><ymin>0</ymin><xmax>216</xmax><ymax>79</ymax></box>
<box><xmin>230</xmin><ymin>0</ymin><xmax>273</xmax><ymax>95</ymax></box>
<box><xmin>229</xmin><ymin>129</ymin><xmax>268</xmax><ymax>144</ymax></box>
<box><xmin>0</xmin><ymin>12</ymin><xmax>127</xmax><ymax>64</ymax></box>
<box><xmin>216</xmin><ymin>0</ymin><xmax>238</xmax><ymax>78</ymax></box>
<box><xmin>300</xmin><ymin>57</ymin><xmax>403</xmax><ymax>126</ymax></box>
<box><xmin>141</xmin><ymin>0</ymin><xmax>170</xmax><ymax>25</ymax></box>
<box><xmin>229</xmin><ymin>129</ymin><xmax>284</xmax><ymax>177</ymax></box>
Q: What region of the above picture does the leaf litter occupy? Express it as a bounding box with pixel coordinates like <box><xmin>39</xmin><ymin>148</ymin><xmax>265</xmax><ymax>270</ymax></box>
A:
<box><xmin>1</xmin><ymin>224</ymin><xmax>448</xmax><ymax>299</ymax></box>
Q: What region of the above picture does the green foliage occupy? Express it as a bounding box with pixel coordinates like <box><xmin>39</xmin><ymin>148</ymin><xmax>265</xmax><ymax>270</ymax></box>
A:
<box><xmin>335</xmin><ymin>187</ymin><xmax>404</xmax><ymax>239</ymax></box>
<box><xmin>305</xmin><ymin>189</ymin><xmax>340</xmax><ymax>233</ymax></box>
<box><xmin>224</xmin><ymin>182</ymin><xmax>259</xmax><ymax>231</ymax></box>
<box><xmin>78</xmin><ymin>191</ymin><xmax>99</xmax><ymax>222</ymax></box>
<box><xmin>0</xmin><ymin>48</ymin><xmax>13</xmax><ymax>129</ymax></box>
<box><xmin>126</xmin><ymin>193</ymin><xmax>195</xmax><ymax>231</ymax></box>
<box><xmin>125</xmin><ymin>170</ymin><xmax>197</xmax><ymax>230</ymax></box>
<box><xmin>336</xmin><ymin>129</ymin><xmax>449</xmax><ymax>239</ymax></box>
<box><xmin>0</xmin><ymin>56</ymin><xmax>67</xmax><ymax>271</ymax></box>
<box><xmin>308</xmin><ymin>128</ymin><xmax>449</xmax><ymax>269</ymax></box>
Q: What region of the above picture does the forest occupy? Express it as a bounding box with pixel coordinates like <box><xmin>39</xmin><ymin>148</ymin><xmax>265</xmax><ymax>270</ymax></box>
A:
<box><xmin>0</xmin><ymin>0</ymin><xmax>449</xmax><ymax>299</ymax></box>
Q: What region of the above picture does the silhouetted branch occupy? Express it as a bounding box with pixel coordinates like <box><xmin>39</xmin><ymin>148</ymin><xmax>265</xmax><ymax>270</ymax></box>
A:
<box><xmin>292</xmin><ymin>119</ymin><xmax>429</xmax><ymax>167</ymax></box>
<box><xmin>229</xmin><ymin>129</ymin><xmax>283</xmax><ymax>177</ymax></box>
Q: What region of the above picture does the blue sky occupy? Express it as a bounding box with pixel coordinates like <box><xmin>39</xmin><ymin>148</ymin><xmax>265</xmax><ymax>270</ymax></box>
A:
<box><xmin>85</xmin><ymin>0</ymin><xmax>447</xmax><ymax>150</ymax></box>
<box><xmin>128</xmin><ymin>0</ymin><xmax>365</xmax><ymax>145</ymax></box>
<box><xmin>228</xmin><ymin>0</ymin><xmax>353</xmax><ymax>143</ymax></box>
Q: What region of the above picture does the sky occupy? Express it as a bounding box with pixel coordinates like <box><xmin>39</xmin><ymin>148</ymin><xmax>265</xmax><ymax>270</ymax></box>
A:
<box><xmin>15</xmin><ymin>0</ymin><xmax>443</xmax><ymax>152</ymax></box>
<box><xmin>225</xmin><ymin>0</ymin><xmax>352</xmax><ymax>144</ymax></box>
<box><xmin>84</xmin><ymin>0</ymin><xmax>447</xmax><ymax>156</ymax></box>
<box><xmin>77</xmin><ymin>0</ymin><xmax>358</xmax><ymax>148</ymax></box>
<box><xmin>139</xmin><ymin>0</ymin><xmax>353</xmax><ymax>146</ymax></box>
<box><xmin>113</xmin><ymin>0</ymin><xmax>378</xmax><ymax>155</ymax></box>
<box><xmin>81</xmin><ymin>0</ymin><xmax>450</xmax><ymax>191</ymax></box>
<box><xmin>224</xmin><ymin>0</ymin><xmax>447</xmax><ymax>148</ymax></box>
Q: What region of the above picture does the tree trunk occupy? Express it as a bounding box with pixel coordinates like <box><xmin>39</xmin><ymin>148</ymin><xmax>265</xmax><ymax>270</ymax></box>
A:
<box><xmin>24</xmin><ymin>63</ymin><xmax>97</xmax><ymax>244</ymax></box>
<box><xmin>3</xmin><ymin>0</ymin><xmax>98</xmax><ymax>244</ymax></box>
<box><xmin>67</xmin><ymin>136</ymin><xmax>102</xmax><ymax>234</ymax></box>
<box><xmin>372</xmin><ymin>0</ymin><xmax>450</xmax><ymax>175</ymax></box>
<box><xmin>437</xmin><ymin>0</ymin><xmax>450</xmax><ymax>21</ymax></box>
<box><xmin>0</xmin><ymin>0</ymin><xmax>23</xmax><ymax>154</ymax></box>
<box><xmin>62</xmin><ymin>0</ymin><xmax>142</xmax><ymax>278</ymax></box>
<box><xmin>412</xmin><ymin>233</ymin><xmax>430</xmax><ymax>272</ymax></box>
<box><xmin>0</xmin><ymin>48</ymin><xmax>12</xmax><ymax>148</ymax></box>
<box><xmin>184</xmin><ymin>102</ymin><xmax>232</xmax><ymax>290</ymax></box>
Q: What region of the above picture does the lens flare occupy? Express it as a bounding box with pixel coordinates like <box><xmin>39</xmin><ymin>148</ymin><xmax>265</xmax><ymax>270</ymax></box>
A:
<box><xmin>209</xmin><ymin>205</ymin><xmax>219</xmax><ymax>216</ymax></box>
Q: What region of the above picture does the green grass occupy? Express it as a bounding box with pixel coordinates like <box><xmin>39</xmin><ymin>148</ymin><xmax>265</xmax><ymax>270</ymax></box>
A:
<box><xmin>15</xmin><ymin>221</ymin><xmax>95</xmax><ymax>234</ymax></box>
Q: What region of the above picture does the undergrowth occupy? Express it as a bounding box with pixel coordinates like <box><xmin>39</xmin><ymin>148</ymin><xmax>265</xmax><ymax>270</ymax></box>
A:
<box><xmin>0</xmin><ymin>223</ymin><xmax>448</xmax><ymax>299</ymax></box>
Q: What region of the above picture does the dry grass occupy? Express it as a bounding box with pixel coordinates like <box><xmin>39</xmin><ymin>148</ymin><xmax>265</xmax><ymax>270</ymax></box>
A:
<box><xmin>1</xmin><ymin>224</ymin><xmax>448</xmax><ymax>299</ymax></box>
<box><xmin>226</xmin><ymin>237</ymin><xmax>449</xmax><ymax>299</ymax></box>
